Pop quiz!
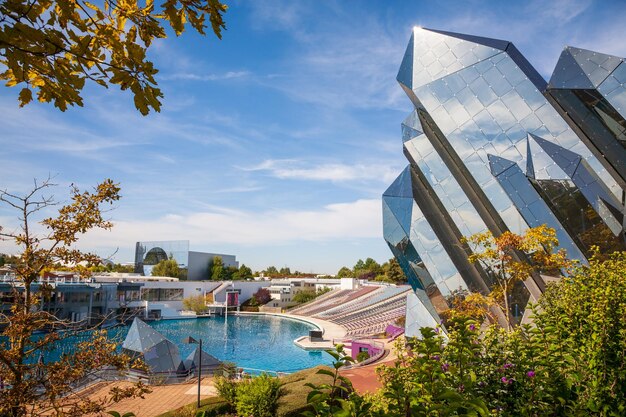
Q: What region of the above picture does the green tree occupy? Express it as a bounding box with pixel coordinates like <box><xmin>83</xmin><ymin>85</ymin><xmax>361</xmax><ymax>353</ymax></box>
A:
<box><xmin>264</xmin><ymin>266</ymin><xmax>278</xmax><ymax>276</ymax></box>
<box><xmin>293</xmin><ymin>289</ymin><xmax>317</xmax><ymax>304</ymax></box>
<box><xmin>150</xmin><ymin>258</ymin><xmax>180</xmax><ymax>278</ymax></box>
<box><xmin>182</xmin><ymin>294</ymin><xmax>207</xmax><ymax>314</ymax></box>
<box><xmin>0</xmin><ymin>0</ymin><xmax>227</xmax><ymax>114</ymax></box>
<box><xmin>384</xmin><ymin>258</ymin><xmax>406</xmax><ymax>284</ymax></box>
<box><xmin>210</xmin><ymin>256</ymin><xmax>227</xmax><ymax>281</ymax></box>
<box><xmin>232</xmin><ymin>263</ymin><xmax>253</xmax><ymax>280</ymax></box>
<box><xmin>279</xmin><ymin>266</ymin><xmax>291</xmax><ymax>275</ymax></box>
<box><xmin>336</xmin><ymin>266</ymin><xmax>352</xmax><ymax>278</ymax></box>
<box><xmin>0</xmin><ymin>178</ymin><xmax>148</xmax><ymax>416</ymax></box>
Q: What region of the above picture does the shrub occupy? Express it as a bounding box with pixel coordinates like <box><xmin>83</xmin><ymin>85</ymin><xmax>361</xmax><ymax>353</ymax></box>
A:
<box><xmin>214</xmin><ymin>377</ymin><xmax>237</xmax><ymax>408</ymax></box>
<box><xmin>356</xmin><ymin>351</ymin><xmax>370</xmax><ymax>363</ymax></box>
<box><xmin>235</xmin><ymin>374</ymin><xmax>282</xmax><ymax>417</ymax></box>
<box><xmin>252</xmin><ymin>288</ymin><xmax>271</xmax><ymax>305</ymax></box>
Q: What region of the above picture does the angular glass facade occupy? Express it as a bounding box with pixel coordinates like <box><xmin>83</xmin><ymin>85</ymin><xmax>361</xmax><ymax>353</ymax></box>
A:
<box><xmin>134</xmin><ymin>240</ymin><xmax>238</xmax><ymax>280</ymax></box>
<box><xmin>385</xmin><ymin>28</ymin><xmax>626</xmax><ymax>329</ymax></box>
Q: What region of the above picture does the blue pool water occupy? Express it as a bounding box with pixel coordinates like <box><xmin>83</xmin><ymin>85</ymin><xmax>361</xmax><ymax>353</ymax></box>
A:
<box><xmin>47</xmin><ymin>315</ymin><xmax>332</xmax><ymax>373</ymax></box>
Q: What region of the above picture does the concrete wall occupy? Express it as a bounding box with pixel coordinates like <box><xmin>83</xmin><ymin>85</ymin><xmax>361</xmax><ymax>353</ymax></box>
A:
<box><xmin>188</xmin><ymin>251</ymin><xmax>238</xmax><ymax>280</ymax></box>
<box><xmin>212</xmin><ymin>281</ymin><xmax>270</xmax><ymax>304</ymax></box>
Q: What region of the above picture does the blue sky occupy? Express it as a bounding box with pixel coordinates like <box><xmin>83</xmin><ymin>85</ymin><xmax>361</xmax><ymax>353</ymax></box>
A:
<box><xmin>1</xmin><ymin>0</ymin><xmax>626</xmax><ymax>274</ymax></box>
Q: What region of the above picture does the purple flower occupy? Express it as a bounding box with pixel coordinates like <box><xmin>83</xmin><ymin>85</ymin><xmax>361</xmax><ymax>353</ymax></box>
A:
<box><xmin>527</xmin><ymin>370</ymin><xmax>536</xmax><ymax>378</ymax></box>
<box><xmin>458</xmin><ymin>384</ymin><xmax>465</xmax><ymax>392</ymax></box>
<box><xmin>441</xmin><ymin>363</ymin><xmax>450</xmax><ymax>372</ymax></box>
<box><xmin>469</xmin><ymin>324</ymin><xmax>476</xmax><ymax>331</ymax></box>
<box><xmin>434</xmin><ymin>327</ymin><xmax>440</xmax><ymax>334</ymax></box>
<box><xmin>431</xmin><ymin>355</ymin><xmax>441</xmax><ymax>361</ymax></box>
<box><xmin>503</xmin><ymin>363</ymin><xmax>514</xmax><ymax>369</ymax></box>
<box><xmin>478</xmin><ymin>381</ymin><xmax>486</xmax><ymax>387</ymax></box>
<box><xmin>501</xmin><ymin>376</ymin><xmax>511</xmax><ymax>384</ymax></box>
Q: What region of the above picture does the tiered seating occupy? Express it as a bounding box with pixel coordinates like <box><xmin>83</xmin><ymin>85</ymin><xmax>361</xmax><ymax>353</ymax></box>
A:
<box><xmin>315</xmin><ymin>286</ymin><xmax>407</xmax><ymax>320</ymax></box>
<box><xmin>291</xmin><ymin>284</ymin><xmax>412</xmax><ymax>338</ymax></box>
<box><xmin>333</xmin><ymin>293</ymin><xmax>407</xmax><ymax>327</ymax></box>
<box><xmin>288</xmin><ymin>289</ymin><xmax>351</xmax><ymax>316</ymax></box>
<box><xmin>314</xmin><ymin>286</ymin><xmax>379</xmax><ymax>319</ymax></box>
<box><xmin>346</xmin><ymin>305</ymin><xmax>405</xmax><ymax>337</ymax></box>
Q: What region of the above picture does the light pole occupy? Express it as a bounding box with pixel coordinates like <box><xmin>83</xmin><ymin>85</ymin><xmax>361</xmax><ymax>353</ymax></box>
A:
<box><xmin>184</xmin><ymin>336</ymin><xmax>203</xmax><ymax>408</ymax></box>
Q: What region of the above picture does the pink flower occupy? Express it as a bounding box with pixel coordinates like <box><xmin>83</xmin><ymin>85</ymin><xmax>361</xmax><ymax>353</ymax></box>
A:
<box><xmin>527</xmin><ymin>370</ymin><xmax>535</xmax><ymax>378</ymax></box>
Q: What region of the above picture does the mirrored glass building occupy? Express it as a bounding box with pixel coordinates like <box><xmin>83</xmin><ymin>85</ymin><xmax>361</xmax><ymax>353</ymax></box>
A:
<box><xmin>384</xmin><ymin>28</ymin><xmax>626</xmax><ymax>336</ymax></box>
<box><xmin>135</xmin><ymin>240</ymin><xmax>238</xmax><ymax>280</ymax></box>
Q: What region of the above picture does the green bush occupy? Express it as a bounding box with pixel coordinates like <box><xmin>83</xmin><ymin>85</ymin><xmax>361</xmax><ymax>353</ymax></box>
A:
<box><xmin>356</xmin><ymin>351</ymin><xmax>370</xmax><ymax>363</ymax></box>
<box><xmin>307</xmin><ymin>250</ymin><xmax>626</xmax><ymax>416</ymax></box>
<box><xmin>213</xmin><ymin>377</ymin><xmax>237</xmax><ymax>408</ymax></box>
<box><xmin>235</xmin><ymin>373</ymin><xmax>282</xmax><ymax>417</ymax></box>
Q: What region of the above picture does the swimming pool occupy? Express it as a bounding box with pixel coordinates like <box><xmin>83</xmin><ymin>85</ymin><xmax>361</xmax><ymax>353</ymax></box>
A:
<box><xmin>48</xmin><ymin>315</ymin><xmax>333</xmax><ymax>373</ymax></box>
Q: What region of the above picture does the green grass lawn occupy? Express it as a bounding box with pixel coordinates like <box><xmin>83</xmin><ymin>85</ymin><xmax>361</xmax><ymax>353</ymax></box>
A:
<box><xmin>155</xmin><ymin>365</ymin><xmax>333</xmax><ymax>417</ymax></box>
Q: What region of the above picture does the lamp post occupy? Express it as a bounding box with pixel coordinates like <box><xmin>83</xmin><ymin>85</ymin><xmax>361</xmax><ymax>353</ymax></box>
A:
<box><xmin>184</xmin><ymin>336</ymin><xmax>203</xmax><ymax>408</ymax></box>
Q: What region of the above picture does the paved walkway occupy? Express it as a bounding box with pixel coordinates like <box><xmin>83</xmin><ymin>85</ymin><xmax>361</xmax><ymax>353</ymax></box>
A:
<box><xmin>82</xmin><ymin>378</ymin><xmax>215</xmax><ymax>417</ymax></box>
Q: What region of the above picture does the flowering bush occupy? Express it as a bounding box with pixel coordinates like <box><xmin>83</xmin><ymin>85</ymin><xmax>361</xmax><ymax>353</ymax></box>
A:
<box><xmin>307</xmin><ymin>249</ymin><xmax>626</xmax><ymax>416</ymax></box>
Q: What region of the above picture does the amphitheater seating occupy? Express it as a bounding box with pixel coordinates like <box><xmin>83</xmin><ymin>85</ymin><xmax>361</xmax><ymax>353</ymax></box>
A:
<box><xmin>291</xmin><ymin>284</ymin><xmax>412</xmax><ymax>337</ymax></box>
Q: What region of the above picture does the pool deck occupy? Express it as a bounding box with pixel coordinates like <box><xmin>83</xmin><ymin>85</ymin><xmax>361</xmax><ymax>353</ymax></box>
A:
<box><xmin>82</xmin><ymin>378</ymin><xmax>217</xmax><ymax>417</ymax></box>
<box><xmin>236</xmin><ymin>311</ymin><xmax>347</xmax><ymax>350</ymax></box>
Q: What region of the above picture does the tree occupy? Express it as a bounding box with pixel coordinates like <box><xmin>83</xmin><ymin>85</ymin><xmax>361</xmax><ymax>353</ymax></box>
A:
<box><xmin>462</xmin><ymin>225</ymin><xmax>570</xmax><ymax>330</ymax></box>
<box><xmin>383</xmin><ymin>258</ymin><xmax>406</xmax><ymax>284</ymax></box>
<box><xmin>279</xmin><ymin>267</ymin><xmax>291</xmax><ymax>276</ymax></box>
<box><xmin>0</xmin><ymin>178</ymin><xmax>148</xmax><ymax>416</ymax></box>
<box><xmin>264</xmin><ymin>266</ymin><xmax>278</xmax><ymax>276</ymax></box>
<box><xmin>336</xmin><ymin>266</ymin><xmax>352</xmax><ymax>278</ymax></box>
<box><xmin>292</xmin><ymin>289</ymin><xmax>317</xmax><ymax>304</ymax></box>
<box><xmin>182</xmin><ymin>294</ymin><xmax>207</xmax><ymax>314</ymax></box>
<box><xmin>210</xmin><ymin>256</ymin><xmax>224</xmax><ymax>281</ymax></box>
<box><xmin>232</xmin><ymin>263</ymin><xmax>253</xmax><ymax>280</ymax></box>
<box><xmin>0</xmin><ymin>0</ymin><xmax>227</xmax><ymax>114</ymax></box>
<box><xmin>150</xmin><ymin>258</ymin><xmax>180</xmax><ymax>278</ymax></box>
<box><xmin>251</xmin><ymin>288</ymin><xmax>271</xmax><ymax>306</ymax></box>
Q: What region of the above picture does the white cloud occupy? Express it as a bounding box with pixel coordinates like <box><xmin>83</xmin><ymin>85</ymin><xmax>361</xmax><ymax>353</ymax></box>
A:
<box><xmin>0</xmin><ymin>199</ymin><xmax>382</xmax><ymax>255</ymax></box>
<box><xmin>160</xmin><ymin>71</ymin><xmax>250</xmax><ymax>82</ymax></box>
<box><xmin>243</xmin><ymin>159</ymin><xmax>401</xmax><ymax>183</ymax></box>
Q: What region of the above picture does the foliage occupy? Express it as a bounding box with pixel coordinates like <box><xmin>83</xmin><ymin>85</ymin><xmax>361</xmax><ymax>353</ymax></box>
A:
<box><xmin>441</xmin><ymin>289</ymin><xmax>496</xmax><ymax>325</ymax></box>
<box><xmin>531</xmin><ymin>249</ymin><xmax>626</xmax><ymax>414</ymax></box>
<box><xmin>107</xmin><ymin>412</ymin><xmax>136</xmax><ymax>417</ymax></box>
<box><xmin>336</xmin><ymin>266</ymin><xmax>352</xmax><ymax>278</ymax></box>
<box><xmin>308</xmin><ymin>248</ymin><xmax>626</xmax><ymax>416</ymax></box>
<box><xmin>0</xmin><ymin>253</ymin><xmax>19</xmax><ymax>266</ymax></box>
<box><xmin>356</xmin><ymin>351</ymin><xmax>370</xmax><ymax>363</ymax></box>
<box><xmin>338</xmin><ymin>258</ymin><xmax>405</xmax><ymax>283</ymax></box>
<box><xmin>232</xmin><ymin>263</ymin><xmax>253</xmax><ymax>280</ymax></box>
<box><xmin>182</xmin><ymin>294</ymin><xmax>208</xmax><ymax>314</ymax></box>
<box><xmin>293</xmin><ymin>288</ymin><xmax>331</xmax><ymax>305</ymax></box>
<box><xmin>0</xmin><ymin>178</ymin><xmax>149</xmax><ymax>416</ymax></box>
<box><xmin>382</xmin><ymin>258</ymin><xmax>406</xmax><ymax>284</ymax></box>
<box><xmin>264</xmin><ymin>265</ymin><xmax>279</xmax><ymax>276</ymax></box>
<box><xmin>151</xmin><ymin>258</ymin><xmax>181</xmax><ymax>278</ymax></box>
<box><xmin>214</xmin><ymin>373</ymin><xmax>283</xmax><ymax>417</ymax></box>
<box><xmin>462</xmin><ymin>224</ymin><xmax>571</xmax><ymax>330</ymax></box>
<box><xmin>209</xmin><ymin>256</ymin><xmax>223</xmax><ymax>280</ymax></box>
<box><xmin>214</xmin><ymin>377</ymin><xmax>237</xmax><ymax>408</ymax></box>
<box><xmin>235</xmin><ymin>373</ymin><xmax>283</xmax><ymax>417</ymax></box>
<box><xmin>279</xmin><ymin>267</ymin><xmax>291</xmax><ymax>275</ymax></box>
<box><xmin>90</xmin><ymin>262</ymin><xmax>135</xmax><ymax>273</ymax></box>
<box><xmin>250</xmin><ymin>287</ymin><xmax>271</xmax><ymax>306</ymax></box>
<box><xmin>303</xmin><ymin>343</ymin><xmax>357</xmax><ymax>417</ymax></box>
<box><xmin>293</xmin><ymin>289</ymin><xmax>317</xmax><ymax>304</ymax></box>
<box><xmin>0</xmin><ymin>0</ymin><xmax>227</xmax><ymax>114</ymax></box>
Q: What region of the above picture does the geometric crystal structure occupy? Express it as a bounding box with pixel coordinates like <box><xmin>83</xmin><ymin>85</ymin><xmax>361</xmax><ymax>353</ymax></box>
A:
<box><xmin>183</xmin><ymin>347</ymin><xmax>221</xmax><ymax>373</ymax></box>
<box><xmin>385</xmin><ymin>27</ymin><xmax>626</xmax><ymax>329</ymax></box>
<box><xmin>122</xmin><ymin>317</ymin><xmax>184</xmax><ymax>374</ymax></box>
